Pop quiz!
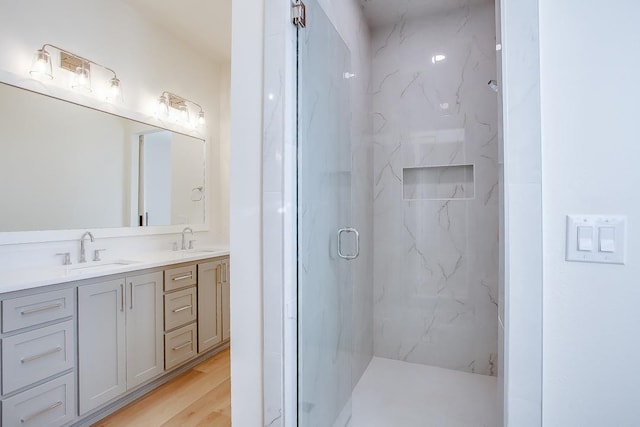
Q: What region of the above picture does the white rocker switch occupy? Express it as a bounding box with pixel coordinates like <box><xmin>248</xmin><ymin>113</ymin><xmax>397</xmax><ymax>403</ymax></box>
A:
<box><xmin>567</xmin><ymin>215</ymin><xmax>626</xmax><ymax>264</ymax></box>
<box><xmin>599</xmin><ymin>227</ymin><xmax>616</xmax><ymax>253</ymax></box>
<box><xmin>577</xmin><ymin>226</ymin><xmax>593</xmax><ymax>251</ymax></box>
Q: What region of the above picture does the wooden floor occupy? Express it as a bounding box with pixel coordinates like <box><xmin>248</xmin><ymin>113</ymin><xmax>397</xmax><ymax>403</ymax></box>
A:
<box><xmin>94</xmin><ymin>348</ymin><xmax>231</xmax><ymax>426</ymax></box>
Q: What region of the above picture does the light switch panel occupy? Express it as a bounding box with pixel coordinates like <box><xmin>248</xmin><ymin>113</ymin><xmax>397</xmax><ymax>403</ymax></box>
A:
<box><xmin>566</xmin><ymin>215</ymin><xmax>626</xmax><ymax>264</ymax></box>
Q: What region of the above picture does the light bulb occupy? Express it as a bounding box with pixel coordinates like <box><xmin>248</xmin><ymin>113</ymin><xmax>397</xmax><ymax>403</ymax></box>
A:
<box><xmin>198</xmin><ymin>110</ymin><xmax>205</xmax><ymax>127</ymax></box>
<box><xmin>71</xmin><ymin>63</ymin><xmax>91</xmax><ymax>92</ymax></box>
<box><xmin>106</xmin><ymin>77</ymin><xmax>123</xmax><ymax>102</ymax></box>
<box><xmin>177</xmin><ymin>104</ymin><xmax>189</xmax><ymax>124</ymax></box>
<box><xmin>29</xmin><ymin>49</ymin><xmax>53</xmax><ymax>80</ymax></box>
<box><xmin>156</xmin><ymin>95</ymin><xmax>169</xmax><ymax>117</ymax></box>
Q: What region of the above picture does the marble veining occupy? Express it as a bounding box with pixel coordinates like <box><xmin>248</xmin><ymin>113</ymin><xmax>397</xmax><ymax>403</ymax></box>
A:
<box><xmin>372</xmin><ymin>1</ymin><xmax>498</xmax><ymax>375</ymax></box>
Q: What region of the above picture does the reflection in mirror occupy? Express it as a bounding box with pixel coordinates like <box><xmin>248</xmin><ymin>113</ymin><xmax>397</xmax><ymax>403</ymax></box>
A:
<box><xmin>135</xmin><ymin>130</ymin><xmax>205</xmax><ymax>227</ymax></box>
<box><xmin>0</xmin><ymin>82</ymin><xmax>205</xmax><ymax>232</ymax></box>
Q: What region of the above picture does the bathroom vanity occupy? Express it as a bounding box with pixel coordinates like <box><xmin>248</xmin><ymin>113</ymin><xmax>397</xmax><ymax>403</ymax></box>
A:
<box><xmin>0</xmin><ymin>28</ymin><xmax>229</xmax><ymax>426</ymax></box>
<box><xmin>0</xmin><ymin>249</ymin><xmax>230</xmax><ymax>426</ymax></box>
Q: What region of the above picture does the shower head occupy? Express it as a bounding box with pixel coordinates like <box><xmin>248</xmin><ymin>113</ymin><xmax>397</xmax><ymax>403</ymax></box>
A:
<box><xmin>488</xmin><ymin>80</ymin><xmax>499</xmax><ymax>93</ymax></box>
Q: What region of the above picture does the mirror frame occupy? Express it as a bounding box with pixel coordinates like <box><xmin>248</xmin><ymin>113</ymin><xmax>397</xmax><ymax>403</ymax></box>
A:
<box><xmin>0</xmin><ymin>69</ymin><xmax>209</xmax><ymax>245</ymax></box>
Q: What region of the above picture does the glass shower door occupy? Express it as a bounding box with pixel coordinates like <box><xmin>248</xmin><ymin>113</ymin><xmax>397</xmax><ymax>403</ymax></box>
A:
<box><xmin>297</xmin><ymin>0</ymin><xmax>354</xmax><ymax>425</ymax></box>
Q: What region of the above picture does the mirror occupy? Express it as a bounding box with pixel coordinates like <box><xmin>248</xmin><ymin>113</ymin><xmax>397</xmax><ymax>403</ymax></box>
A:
<box><xmin>0</xmin><ymin>82</ymin><xmax>206</xmax><ymax>232</ymax></box>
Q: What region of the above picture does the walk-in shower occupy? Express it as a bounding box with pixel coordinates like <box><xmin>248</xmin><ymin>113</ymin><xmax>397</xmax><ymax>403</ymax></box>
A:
<box><xmin>291</xmin><ymin>0</ymin><xmax>501</xmax><ymax>425</ymax></box>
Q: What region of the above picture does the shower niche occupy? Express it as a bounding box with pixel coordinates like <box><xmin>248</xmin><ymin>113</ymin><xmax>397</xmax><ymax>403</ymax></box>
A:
<box><xmin>402</xmin><ymin>164</ymin><xmax>475</xmax><ymax>200</ymax></box>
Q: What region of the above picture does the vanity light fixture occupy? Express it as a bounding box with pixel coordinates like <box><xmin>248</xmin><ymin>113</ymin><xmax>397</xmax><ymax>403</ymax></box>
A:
<box><xmin>29</xmin><ymin>44</ymin><xmax>123</xmax><ymax>102</ymax></box>
<box><xmin>156</xmin><ymin>91</ymin><xmax>205</xmax><ymax>128</ymax></box>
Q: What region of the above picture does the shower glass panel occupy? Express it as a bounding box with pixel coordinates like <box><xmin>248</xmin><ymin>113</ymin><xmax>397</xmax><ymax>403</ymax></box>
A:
<box><xmin>297</xmin><ymin>0</ymin><xmax>353</xmax><ymax>425</ymax></box>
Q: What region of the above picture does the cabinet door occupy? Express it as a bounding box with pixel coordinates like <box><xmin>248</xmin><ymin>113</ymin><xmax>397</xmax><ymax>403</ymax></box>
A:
<box><xmin>126</xmin><ymin>271</ymin><xmax>164</xmax><ymax>389</ymax></box>
<box><xmin>222</xmin><ymin>257</ymin><xmax>231</xmax><ymax>341</ymax></box>
<box><xmin>78</xmin><ymin>279</ymin><xmax>126</xmax><ymax>415</ymax></box>
<box><xmin>197</xmin><ymin>261</ymin><xmax>222</xmax><ymax>352</ymax></box>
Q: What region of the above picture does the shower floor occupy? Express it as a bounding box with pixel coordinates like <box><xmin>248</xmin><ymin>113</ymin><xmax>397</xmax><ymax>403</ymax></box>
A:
<box><xmin>350</xmin><ymin>357</ymin><xmax>498</xmax><ymax>427</ymax></box>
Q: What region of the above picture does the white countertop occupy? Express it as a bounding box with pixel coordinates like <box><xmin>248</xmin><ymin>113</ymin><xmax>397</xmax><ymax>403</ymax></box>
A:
<box><xmin>0</xmin><ymin>247</ymin><xmax>230</xmax><ymax>294</ymax></box>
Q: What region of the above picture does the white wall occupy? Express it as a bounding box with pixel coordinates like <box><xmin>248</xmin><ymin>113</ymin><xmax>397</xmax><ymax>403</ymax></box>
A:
<box><xmin>261</xmin><ymin>2</ymin><xmax>292</xmax><ymax>425</ymax></box>
<box><xmin>539</xmin><ymin>1</ymin><xmax>640</xmax><ymax>425</ymax></box>
<box><xmin>0</xmin><ymin>0</ymin><xmax>229</xmax><ymax>268</ymax></box>
<box><xmin>230</xmin><ymin>0</ymin><xmax>265</xmax><ymax>425</ymax></box>
<box><xmin>499</xmin><ymin>0</ymin><xmax>543</xmax><ymax>424</ymax></box>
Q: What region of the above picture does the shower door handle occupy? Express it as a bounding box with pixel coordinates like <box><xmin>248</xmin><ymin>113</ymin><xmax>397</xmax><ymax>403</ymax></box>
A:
<box><xmin>337</xmin><ymin>228</ymin><xmax>359</xmax><ymax>260</ymax></box>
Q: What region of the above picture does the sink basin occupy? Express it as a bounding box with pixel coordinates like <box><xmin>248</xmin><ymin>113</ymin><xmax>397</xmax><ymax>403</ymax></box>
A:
<box><xmin>67</xmin><ymin>260</ymin><xmax>139</xmax><ymax>274</ymax></box>
<box><xmin>182</xmin><ymin>248</ymin><xmax>224</xmax><ymax>256</ymax></box>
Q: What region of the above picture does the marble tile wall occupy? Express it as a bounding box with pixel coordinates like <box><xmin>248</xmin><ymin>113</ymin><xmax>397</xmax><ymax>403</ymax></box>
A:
<box><xmin>371</xmin><ymin>1</ymin><xmax>499</xmax><ymax>375</ymax></box>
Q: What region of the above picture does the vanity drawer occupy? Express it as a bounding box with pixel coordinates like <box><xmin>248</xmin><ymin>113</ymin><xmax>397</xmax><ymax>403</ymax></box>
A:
<box><xmin>164</xmin><ymin>264</ymin><xmax>197</xmax><ymax>292</ymax></box>
<box><xmin>165</xmin><ymin>323</ymin><xmax>197</xmax><ymax>370</ymax></box>
<box><xmin>2</xmin><ymin>320</ymin><xmax>75</xmax><ymax>394</ymax></box>
<box><xmin>2</xmin><ymin>372</ymin><xmax>75</xmax><ymax>427</ymax></box>
<box><xmin>2</xmin><ymin>288</ymin><xmax>75</xmax><ymax>333</ymax></box>
<box><xmin>164</xmin><ymin>287</ymin><xmax>197</xmax><ymax>331</ymax></box>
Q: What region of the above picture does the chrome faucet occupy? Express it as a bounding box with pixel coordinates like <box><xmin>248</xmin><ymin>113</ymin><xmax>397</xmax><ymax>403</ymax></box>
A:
<box><xmin>181</xmin><ymin>227</ymin><xmax>193</xmax><ymax>250</ymax></box>
<box><xmin>79</xmin><ymin>231</ymin><xmax>95</xmax><ymax>263</ymax></box>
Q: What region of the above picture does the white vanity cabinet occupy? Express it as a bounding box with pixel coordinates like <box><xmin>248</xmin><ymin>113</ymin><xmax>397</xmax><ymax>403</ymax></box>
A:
<box><xmin>78</xmin><ymin>271</ymin><xmax>163</xmax><ymax>415</ymax></box>
<box><xmin>0</xmin><ymin>251</ymin><xmax>229</xmax><ymax>425</ymax></box>
<box><xmin>197</xmin><ymin>260</ymin><xmax>222</xmax><ymax>352</ymax></box>
<box><xmin>198</xmin><ymin>256</ymin><xmax>230</xmax><ymax>353</ymax></box>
